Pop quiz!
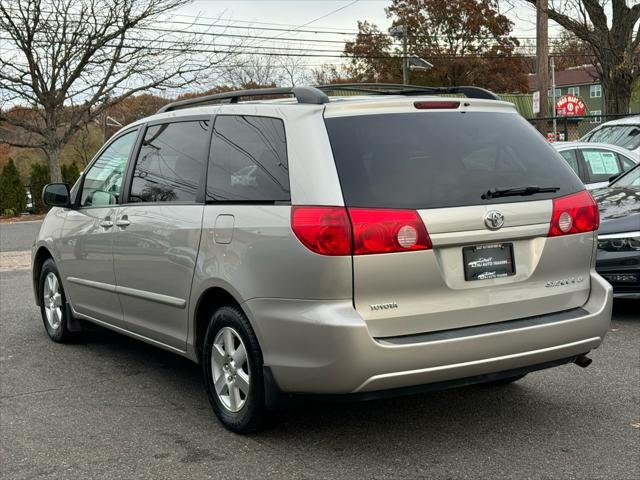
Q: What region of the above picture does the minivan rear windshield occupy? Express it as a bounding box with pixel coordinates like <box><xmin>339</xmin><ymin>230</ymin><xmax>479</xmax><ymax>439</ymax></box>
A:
<box><xmin>325</xmin><ymin>112</ymin><xmax>584</xmax><ymax>209</ymax></box>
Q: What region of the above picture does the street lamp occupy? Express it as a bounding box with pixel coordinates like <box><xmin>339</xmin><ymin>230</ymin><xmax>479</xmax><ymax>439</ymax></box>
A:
<box><xmin>389</xmin><ymin>25</ymin><xmax>409</xmax><ymax>85</ymax></box>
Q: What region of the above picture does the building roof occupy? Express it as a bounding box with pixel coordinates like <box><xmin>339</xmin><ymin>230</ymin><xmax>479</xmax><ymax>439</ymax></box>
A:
<box><xmin>528</xmin><ymin>65</ymin><xmax>599</xmax><ymax>92</ymax></box>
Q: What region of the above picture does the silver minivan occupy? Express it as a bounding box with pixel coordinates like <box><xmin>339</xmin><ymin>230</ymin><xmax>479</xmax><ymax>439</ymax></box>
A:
<box><xmin>33</xmin><ymin>85</ymin><xmax>613</xmax><ymax>432</ymax></box>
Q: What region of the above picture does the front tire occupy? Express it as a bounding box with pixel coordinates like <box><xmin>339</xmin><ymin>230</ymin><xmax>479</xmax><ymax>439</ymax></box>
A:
<box><xmin>39</xmin><ymin>259</ymin><xmax>73</xmax><ymax>343</ymax></box>
<box><xmin>202</xmin><ymin>305</ymin><xmax>266</xmax><ymax>433</ymax></box>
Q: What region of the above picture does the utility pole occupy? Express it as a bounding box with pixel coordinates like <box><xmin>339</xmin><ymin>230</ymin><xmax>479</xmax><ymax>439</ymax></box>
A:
<box><xmin>402</xmin><ymin>27</ymin><xmax>408</xmax><ymax>85</ymax></box>
<box><xmin>536</xmin><ymin>0</ymin><xmax>549</xmax><ymax>136</ymax></box>
<box><xmin>550</xmin><ymin>55</ymin><xmax>557</xmax><ymax>139</ymax></box>
<box><xmin>390</xmin><ymin>25</ymin><xmax>409</xmax><ymax>85</ymax></box>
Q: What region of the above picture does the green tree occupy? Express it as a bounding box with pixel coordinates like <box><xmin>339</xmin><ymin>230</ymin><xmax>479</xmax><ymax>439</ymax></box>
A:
<box><xmin>0</xmin><ymin>158</ymin><xmax>26</xmax><ymax>215</ymax></box>
<box><xmin>632</xmin><ymin>79</ymin><xmax>640</xmax><ymax>103</ymax></box>
<box><xmin>61</xmin><ymin>162</ymin><xmax>81</xmax><ymax>186</ymax></box>
<box><xmin>28</xmin><ymin>163</ymin><xmax>50</xmax><ymax>213</ymax></box>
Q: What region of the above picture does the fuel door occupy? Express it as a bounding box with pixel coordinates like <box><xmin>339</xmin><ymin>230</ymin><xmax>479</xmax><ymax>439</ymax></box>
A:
<box><xmin>214</xmin><ymin>214</ymin><xmax>235</xmax><ymax>244</ymax></box>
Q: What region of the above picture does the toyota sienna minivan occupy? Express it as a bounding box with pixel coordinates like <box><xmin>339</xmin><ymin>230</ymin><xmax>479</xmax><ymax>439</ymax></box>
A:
<box><xmin>33</xmin><ymin>84</ymin><xmax>613</xmax><ymax>432</ymax></box>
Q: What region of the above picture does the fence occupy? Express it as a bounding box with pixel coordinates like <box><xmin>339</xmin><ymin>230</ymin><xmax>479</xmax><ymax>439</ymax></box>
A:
<box><xmin>526</xmin><ymin>113</ymin><xmax>636</xmax><ymax>142</ymax></box>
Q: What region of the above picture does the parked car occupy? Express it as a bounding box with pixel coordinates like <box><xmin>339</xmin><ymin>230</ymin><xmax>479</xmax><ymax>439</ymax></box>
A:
<box><xmin>553</xmin><ymin>142</ymin><xmax>638</xmax><ymax>189</ymax></box>
<box><xmin>33</xmin><ymin>84</ymin><xmax>612</xmax><ymax>433</ymax></box>
<box><xmin>581</xmin><ymin>115</ymin><xmax>640</xmax><ymax>156</ymax></box>
<box><xmin>593</xmin><ymin>163</ymin><xmax>640</xmax><ymax>299</ymax></box>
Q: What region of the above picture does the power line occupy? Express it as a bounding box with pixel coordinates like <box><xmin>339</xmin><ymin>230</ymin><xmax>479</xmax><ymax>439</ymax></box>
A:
<box><xmin>0</xmin><ymin>35</ymin><xmax>594</xmax><ymax>59</ymax></box>
<box><xmin>0</xmin><ymin>23</ymin><xmax>556</xmax><ymax>54</ymax></box>
<box><xmin>288</xmin><ymin>0</ymin><xmax>361</xmax><ymax>31</ymax></box>
<box><xmin>0</xmin><ymin>6</ymin><xmax>566</xmax><ymax>42</ymax></box>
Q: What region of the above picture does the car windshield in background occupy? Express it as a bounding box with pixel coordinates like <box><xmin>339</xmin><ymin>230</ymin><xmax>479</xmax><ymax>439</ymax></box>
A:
<box><xmin>613</xmin><ymin>165</ymin><xmax>640</xmax><ymax>188</ymax></box>
<box><xmin>584</xmin><ymin>125</ymin><xmax>640</xmax><ymax>151</ymax></box>
<box><xmin>325</xmin><ymin>112</ymin><xmax>583</xmax><ymax>209</ymax></box>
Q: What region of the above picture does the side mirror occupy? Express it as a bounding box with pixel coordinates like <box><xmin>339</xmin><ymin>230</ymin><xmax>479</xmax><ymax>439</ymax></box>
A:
<box><xmin>42</xmin><ymin>183</ymin><xmax>71</xmax><ymax>207</ymax></box>
<box><xmin>608</xmin><ymin>174</ymin><xmax>620</xmax><ymax>184</ymax></box>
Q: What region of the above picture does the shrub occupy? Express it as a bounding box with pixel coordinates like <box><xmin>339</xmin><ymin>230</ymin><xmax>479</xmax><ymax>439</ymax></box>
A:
<box><xmin>61</xmin><ymin>161</ymin><xmax>81</xmax><ymax>186</ymax></box>
<box><xmin>0</xmin><ymin>159</ymin><xmax>26</xmax><ymax>216</ymax></box>
<box><xmin>29</xmin><ymin>162</ymin><xmax>50</xmax><ymax>213</ymax></box>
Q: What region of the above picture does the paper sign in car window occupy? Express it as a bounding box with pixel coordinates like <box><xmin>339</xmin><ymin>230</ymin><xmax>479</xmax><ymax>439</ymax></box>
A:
<box><xmin>599</xmin><ymin>152</ymin><xmax>620</xmax><ymax>174</ymax></box>
<box><xmin>583</xmin><ymin>151</ymin><xmax>606</xmax><ymax>175</ymax></box>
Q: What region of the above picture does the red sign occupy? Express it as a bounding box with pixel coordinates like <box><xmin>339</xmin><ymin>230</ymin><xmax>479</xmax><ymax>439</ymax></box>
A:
<box><xmin>555</xmin><ymin>95</ymin><xmax>586</xmax><ymax>116</ymax></box>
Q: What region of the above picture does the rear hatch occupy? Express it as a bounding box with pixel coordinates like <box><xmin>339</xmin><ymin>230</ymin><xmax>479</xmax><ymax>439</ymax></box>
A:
<box><xmin>325</xmin><ymin>103</ymin><xmax>596</xmax><ymax>338</ymax></box>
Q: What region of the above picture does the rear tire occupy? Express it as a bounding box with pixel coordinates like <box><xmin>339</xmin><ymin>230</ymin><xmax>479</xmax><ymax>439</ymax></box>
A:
<box><xmin>202</xmin><ymin>305</ymin><xmax>266</xmax><ymax>433</ymax></box>
<box><xmin>38</xmin><ymin>259</ymin><xmax>73</xmax><ymax>343</ymax></box>
<box><xmin>484</xmin><ymin>373</ymin><xmax>527</xmax><ymax>386</ymax></box>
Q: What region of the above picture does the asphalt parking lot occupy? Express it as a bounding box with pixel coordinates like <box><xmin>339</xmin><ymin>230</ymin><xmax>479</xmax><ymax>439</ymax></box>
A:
<box><xmin>1</xmin><ymin>223</ymin><xmax>639</xmax><ymax>479</ymax></box>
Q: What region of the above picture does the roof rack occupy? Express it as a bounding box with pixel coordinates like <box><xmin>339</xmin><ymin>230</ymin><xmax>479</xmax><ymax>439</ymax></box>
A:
<box><xmin>156</xmin><ymin>86</ymin><xmax>330</xmax><ymax>113</ymax></box>
<box><xmin>315</xmin><ymin>83</ymin><xmax>501</xmax><ymax>101</ymax></box>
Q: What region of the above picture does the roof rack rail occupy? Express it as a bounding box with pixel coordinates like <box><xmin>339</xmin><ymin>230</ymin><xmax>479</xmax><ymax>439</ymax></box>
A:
<box><xmin>156</xmin><ymin>86</ymin><xmax>330</xmax><ymax>113</ymax></box>
<box><xmin>315</xmin><ymin>83</ymin><xmax>501</xmax><ymax>101</ymax></box>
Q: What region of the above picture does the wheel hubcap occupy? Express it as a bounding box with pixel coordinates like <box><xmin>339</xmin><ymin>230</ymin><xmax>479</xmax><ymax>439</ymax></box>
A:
<box><xmin>43</xmin><ymin>272</ymin><xmax>63</xmax><ymax>330</ymax></box>
<box><xmin>211</xmin><ymin>327</ymin><xmax>250</xmax><ymax>412</ymax></box>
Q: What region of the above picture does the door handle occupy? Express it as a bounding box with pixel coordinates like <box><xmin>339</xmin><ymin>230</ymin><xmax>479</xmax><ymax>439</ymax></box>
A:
<box><xmin>100</xmin><ymin>218</ymin><xmax>113</xmax><ymax>228</ymax></box>
<box><xmin>115</xmin><ymin>216</ymin><xmax>130</xmax><ymax>228</ymax></box>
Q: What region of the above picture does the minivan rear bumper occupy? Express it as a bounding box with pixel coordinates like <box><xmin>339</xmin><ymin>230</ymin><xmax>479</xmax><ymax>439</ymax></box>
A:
<box><xmin>244</xmin><ymin>271</ymin><xmax>612</xmax><ymax>395</ymax></box>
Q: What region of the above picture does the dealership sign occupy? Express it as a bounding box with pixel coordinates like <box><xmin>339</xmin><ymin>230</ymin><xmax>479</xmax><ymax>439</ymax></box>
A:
<box><xmin>555</xmin><ymin>95</ymin><xmax>586</xmax><ymax>116</ymax></box>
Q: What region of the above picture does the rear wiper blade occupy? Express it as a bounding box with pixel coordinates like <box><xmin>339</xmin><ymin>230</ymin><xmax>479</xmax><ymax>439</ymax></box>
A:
<box><xmin>482</xmin><ymin>185</ymin><xmax>560</xmax><ymax>200</ymax></box>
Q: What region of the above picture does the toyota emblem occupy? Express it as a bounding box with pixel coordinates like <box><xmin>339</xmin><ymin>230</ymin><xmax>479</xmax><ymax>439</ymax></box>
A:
<box><xmin>484</xmin><ymin>211</ymin><xmax>505</xmax><ymax>230</ymax></box>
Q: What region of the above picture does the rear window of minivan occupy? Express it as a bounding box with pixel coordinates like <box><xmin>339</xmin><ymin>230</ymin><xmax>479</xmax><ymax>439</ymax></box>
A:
<box><xmin>325</xmin><ymin>112</ymin><xmax>584</xmax><ymax>209</ymax></box>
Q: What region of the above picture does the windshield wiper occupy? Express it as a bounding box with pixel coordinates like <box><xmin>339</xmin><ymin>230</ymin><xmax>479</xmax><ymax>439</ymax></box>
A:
<box><xmin>482</xmin><ymin>185</ymin><xmax>560</xmax><ymax>200</ymax></box>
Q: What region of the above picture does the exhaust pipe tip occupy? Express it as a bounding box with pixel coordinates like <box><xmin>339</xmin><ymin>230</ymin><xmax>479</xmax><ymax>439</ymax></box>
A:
<box><xmin>574</xmin><ymin>354</ymin><xmax>592</xmax><ymax>368</ymax></box>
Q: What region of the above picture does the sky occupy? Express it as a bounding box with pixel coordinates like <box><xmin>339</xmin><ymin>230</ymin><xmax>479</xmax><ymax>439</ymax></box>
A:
<box><xmin>158</xmin><ymin>0</ymin><xmax>559</xmax><ymax>79</ymax></box>
<box><xmin>175</xmin><ymin>0</ymin><xmax>546</xmax><ymax>37</ymax></box>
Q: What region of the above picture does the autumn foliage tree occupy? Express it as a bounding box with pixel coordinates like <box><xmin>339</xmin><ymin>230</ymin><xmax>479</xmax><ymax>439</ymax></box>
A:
<box><xmin>343</xmin><ymin>0</ymin><xmax>528</xmax><ymax>92</ymax></box>
<box><xmin>344</xmin><ymin>21</ymin><xmax>400</xmax><ymax>83</ymax></box>
<box><xmin>551</xmin><ymin>30</ymin><xmax>594</xmax><ymax>71</ymax></box>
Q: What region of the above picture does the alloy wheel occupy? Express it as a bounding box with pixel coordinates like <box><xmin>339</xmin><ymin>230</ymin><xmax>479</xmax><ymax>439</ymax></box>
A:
<box><xmin>43</xmin><ymin>272</ymin><xmax>63</xmax><ymax>330</ymax></box>
<box><xmin>211</xmin><ymin>327</ymin><xmax>250</xmax><ymax>412</ymax></box>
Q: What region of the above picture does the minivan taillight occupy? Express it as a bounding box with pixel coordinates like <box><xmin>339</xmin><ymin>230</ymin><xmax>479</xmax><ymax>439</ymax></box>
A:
<box><xmin>349</xmin><ymin>208</ymin><xmax>432</xmax><ymax>254</ymax></box>
<box><xmin>548</xmin><ymin>190</ymin><xmax>599</xmax><ymax>237</ymax></box>
<box><xmin>291</xmin><ymin>206</ymin><xmax>352</xmax><ymax>255</ymax></box>
<box><xmin>291</xmin><ymin>206</ymin><xmax>432</xmax><ymax>255</ymax></box>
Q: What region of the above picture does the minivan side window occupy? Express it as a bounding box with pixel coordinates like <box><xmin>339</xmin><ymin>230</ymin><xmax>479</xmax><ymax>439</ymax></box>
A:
<box><xmin>80</xmin><ymin>130</ymin><xmax>137</xmax><ymax>207</ymax></box>
<box><xmin>558</xmin><ymin>149</ymin><xmax>580</xmax><ymax>177</ymax></box>
<box><xmin>207</xmin><ymin>115</ymin><xmax>290</xmax><ymax>202</ymax></box>
<box><xmin>129</xmin><ymin>120</ymin><xmax>210</xmax><ymax>203</ymax></box>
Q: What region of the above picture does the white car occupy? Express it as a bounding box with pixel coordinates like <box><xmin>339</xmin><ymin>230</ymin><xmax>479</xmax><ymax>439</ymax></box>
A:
<box><xmin>553</xmin><ymin>142</ymin><xmax>638</xmax><ymax>190</ymax></box>
<box><xmin>580</xmin><ymin>115</ymin><xmax>640</xmax><ymax>156</ymax></box>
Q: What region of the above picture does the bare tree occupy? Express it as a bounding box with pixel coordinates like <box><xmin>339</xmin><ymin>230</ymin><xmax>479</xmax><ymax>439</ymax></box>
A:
<box><xmin>277</xmin><ymin>54</ymin><xmax>310</xmax><ymax>87</ymax></box>
<box><xmin>518</xmin><ymin>0</ymin><xmax>640</xmax><ymax>114</ymax></box>
<box><xmin>222</xmin><ymin>54</ymin><xmax>280</xmax><ymax>88</ymax></box>
<box><xmin>0</xmin><ymin>0</ymin><xmax>234</xmax><ymax>182</ymax></box>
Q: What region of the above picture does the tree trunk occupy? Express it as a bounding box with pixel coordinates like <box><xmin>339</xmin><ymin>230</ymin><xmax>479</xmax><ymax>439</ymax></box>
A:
<box><xmin>46</xmin><ymin>145</ymin><xmax>63</xmax><ymax>183</ymax></box>
<box><xmin>602</xmin><ymin>64</ymin><xmax>633</xmax><ymax>115</ymax></box>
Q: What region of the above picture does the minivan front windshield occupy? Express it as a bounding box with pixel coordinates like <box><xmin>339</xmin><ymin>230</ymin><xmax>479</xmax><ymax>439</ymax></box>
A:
<box><xmin>325</xmin><ymin>111</ymin><xmax>584</xmax><ymax>209</ymax></box>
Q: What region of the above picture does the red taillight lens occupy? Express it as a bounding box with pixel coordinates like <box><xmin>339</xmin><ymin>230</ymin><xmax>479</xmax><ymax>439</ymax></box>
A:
<box><xmin>349</xmin><ymin>208</ymin><xmax>432</xmax><ymax>255</ymax></box>
<box><xmin>291</xmin><ymin>206</ymin><xmax>352</xmax><ymax>255</ymax></box>
<box><xmin>548</xmin><ymin>190</ymin><xmax>599</xmax><ymax>237</ymax></box>
<box><xmin>291</xmin><ymin>207</ymin><xmax>432</xmax><ymax>255</ymax></box>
